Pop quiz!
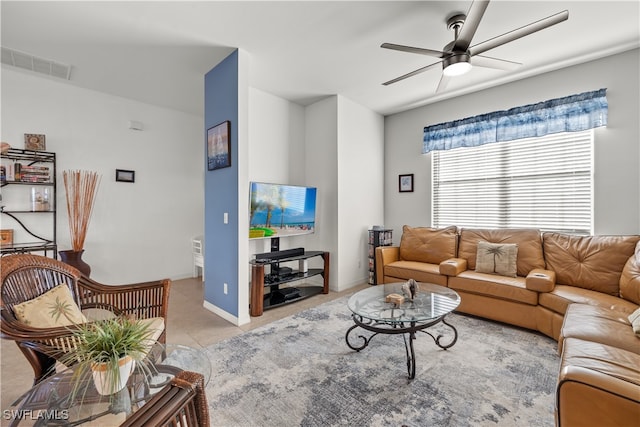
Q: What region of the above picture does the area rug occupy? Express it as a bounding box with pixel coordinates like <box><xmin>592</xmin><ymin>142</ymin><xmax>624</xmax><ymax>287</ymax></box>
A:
<box><xmin>204</xmin><ymin>296</ymin><xmax>559</xmax><ymax>427</ymax></box>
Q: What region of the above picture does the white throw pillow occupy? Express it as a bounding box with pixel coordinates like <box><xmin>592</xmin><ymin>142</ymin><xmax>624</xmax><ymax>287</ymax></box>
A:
<box><xmin>476</xmin><ymin>241</ymin><xmax>518</xmax><ymax>277</ymax></box>
<box><xmin>628</xmin><ymin>307</ymin><xmax>640</xmax><ymax>337</ymax></box>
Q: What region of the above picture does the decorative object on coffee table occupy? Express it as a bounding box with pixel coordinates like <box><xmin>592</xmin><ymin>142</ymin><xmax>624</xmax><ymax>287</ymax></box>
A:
<box><xmin>402</xmin><ymin>278</ymin><xmax>418</xmax><ymax>300</ymax></box>
<box><xmin>60</xmin><ymin>170</ymin><xmax>101</xmax><ymax>276</ymax></box>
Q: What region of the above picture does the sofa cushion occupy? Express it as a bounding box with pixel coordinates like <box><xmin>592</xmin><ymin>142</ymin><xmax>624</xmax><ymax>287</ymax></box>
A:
<box><xmin>539</xmin><ymin>284</ymin><xmax>638</xmax><ymax>317</ymax></box>
<box><xmin>399</xmin><ymin>225</ymin><xmax>457</xmax><ymax>264</ymax></box>
<box><xmin>13</xmin><ymin>284</ymin><xmax>88</xmax><ymax>328</ymax></box>
<box><xmin>448</xmin><ymin>271</ymin><xmax>538</xmax><ymax>305</ymax></box>
<box><xmin>458</xmin><ymin>228</ymin><xmax>544</xmax><ymax>277</ymax></box>
<box><xmin>543</xmin><ymin>233</ymin><xmax>640</xmax><ymax>296</ymax></box>
<box><xmin>383</xmin><ymin>261</ymin><xmax>448</xmax><ymax>286</ymax></box>
<box><xmin>620</xmin><ymin>241</ymin><xmax>640</xmax><ymax>305</ymax></box>
<box><xmin>560</xmin><ymin>304</ymin><xmax>638</xmax><ymax>354</ymax></box>
<box><xmin>560</xmin><ymin>337</ymin><xmax>640</xmax><ymax>386</ymax></box>
<box><xmin>475</xmin><ymin>241</ymin><xmax>518</xmax><ymax>277</ymax></box>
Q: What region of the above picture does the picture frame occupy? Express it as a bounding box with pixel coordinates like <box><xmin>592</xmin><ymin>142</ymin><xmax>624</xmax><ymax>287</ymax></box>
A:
<box><xmin>115</xmin><ymin>169</ymin><xmax>135</xmax><ymax>183</ymax></box>
<box><xmin>207</xmin><ymin>121</ymin><xmax>231</xmax><ymax>171</ymax></box>
<box><xmin>399</xmin><ymin>174</ymin><xmax>414</xmax><ymax>193</ymax></box>
<box><xmin>1</xmin><ymin>229</ymin><xmax>14</xmax><ymax>246</ymax></box>
<box><xmin>24</xmin><ymin>134</ymin><xmax>46</xmax><ymax>151</ymax></box>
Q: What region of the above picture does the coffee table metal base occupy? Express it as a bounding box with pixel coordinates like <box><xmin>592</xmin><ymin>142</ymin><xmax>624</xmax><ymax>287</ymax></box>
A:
<box><xmin>345</xmin><ymin>314</ymin><xmax>458</xmax><ymax>379</ymax></box>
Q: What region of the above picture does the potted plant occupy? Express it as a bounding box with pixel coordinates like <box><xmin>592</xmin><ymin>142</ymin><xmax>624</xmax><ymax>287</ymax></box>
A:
<box><xmin>59</xmin><ymin>316</ymin><xmax>155</xmax><ymax>397</ymax></box>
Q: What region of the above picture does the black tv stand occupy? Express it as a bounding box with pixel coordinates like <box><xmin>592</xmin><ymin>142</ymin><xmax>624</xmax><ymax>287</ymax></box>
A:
<box><xmin>250</xmin><ymin>250</ymin><xmax>330</xmax><ymax>316</ymax></box>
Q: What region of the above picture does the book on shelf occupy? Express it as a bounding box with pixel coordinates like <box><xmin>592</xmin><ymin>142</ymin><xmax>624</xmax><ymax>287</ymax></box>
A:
<box><xmin>1</xmin><ymin>163</ymin><xmax>51</xmax><ymax>183</ymax></box>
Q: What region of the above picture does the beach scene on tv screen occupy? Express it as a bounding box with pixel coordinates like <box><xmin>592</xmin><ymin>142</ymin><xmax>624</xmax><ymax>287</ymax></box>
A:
<box><xmin>249</xmin><ymin>183</ymin><xmax>316</xmax><ymax>239</ymax></box>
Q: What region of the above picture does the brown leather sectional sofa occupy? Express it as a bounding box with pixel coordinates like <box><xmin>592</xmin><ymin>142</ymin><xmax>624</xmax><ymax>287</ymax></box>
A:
<box><xmin>375</xmin><ymin>226</ymin><xmax>640</xmax><ymax>427</ymax></box>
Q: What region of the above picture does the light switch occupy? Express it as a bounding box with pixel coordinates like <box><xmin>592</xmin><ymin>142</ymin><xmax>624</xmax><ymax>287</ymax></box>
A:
<box><xmin>224</xmin><ymin>212</ymin><xmax>228</xmax><ymax>224</ymax></box>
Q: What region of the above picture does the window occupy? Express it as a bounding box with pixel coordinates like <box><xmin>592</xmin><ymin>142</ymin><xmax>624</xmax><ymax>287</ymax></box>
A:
<box><xmin>432</xmin><ymin>130</ymin><xmax>593</xmax><ymax>234</ymax></box>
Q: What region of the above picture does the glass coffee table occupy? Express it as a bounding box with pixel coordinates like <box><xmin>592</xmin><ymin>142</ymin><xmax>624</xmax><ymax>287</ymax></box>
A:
<box><xmin>346</xmin><ymin>282</ymin><xmax>460</xmax><ymax>379</ymax></box>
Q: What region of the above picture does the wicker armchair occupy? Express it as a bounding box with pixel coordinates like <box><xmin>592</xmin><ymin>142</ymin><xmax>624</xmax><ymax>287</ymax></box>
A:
<box><xmin>0</xmin><ymin>253</ymin><xmax>171</xmax><ymax>385</ymax></box>
<box><xmin>121</xmin><ymin>370</ymin><xmax>210</xmax><ymax>427</ymax></box>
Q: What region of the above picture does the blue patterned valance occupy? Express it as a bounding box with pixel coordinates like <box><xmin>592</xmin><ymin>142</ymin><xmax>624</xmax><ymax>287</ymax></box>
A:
<box><xmin>422</xmin><ymin>89</ymin><xmax>608</xmax><ymax>154</ymax></box>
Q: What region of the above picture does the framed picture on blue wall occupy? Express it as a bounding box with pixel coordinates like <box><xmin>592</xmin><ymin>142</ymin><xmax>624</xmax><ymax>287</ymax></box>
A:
<box><xmin>207</xmin><ymin>120</ymin><xmax>231</xmax><ymax>171</ymax></box>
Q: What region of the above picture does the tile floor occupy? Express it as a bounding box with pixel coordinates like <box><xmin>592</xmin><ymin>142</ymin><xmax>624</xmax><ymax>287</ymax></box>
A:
<box><xmin>0</xmin><ymin>276</ymin><xmax>366</xmax><ymax>412</ymax></box>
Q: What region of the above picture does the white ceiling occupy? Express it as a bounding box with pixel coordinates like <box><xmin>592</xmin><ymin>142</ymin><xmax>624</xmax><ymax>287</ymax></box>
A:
<box><xmin>2</xmin><ymin>1</ymin><xmax>639</xmax><ymax>117</ymax></box>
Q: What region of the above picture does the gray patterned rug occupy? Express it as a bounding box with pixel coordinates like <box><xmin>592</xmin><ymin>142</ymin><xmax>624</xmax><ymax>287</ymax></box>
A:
<box><xmin>204</xmin><ymin>295</ymin><xmax>559</xmax><ymax>427</ymax></box>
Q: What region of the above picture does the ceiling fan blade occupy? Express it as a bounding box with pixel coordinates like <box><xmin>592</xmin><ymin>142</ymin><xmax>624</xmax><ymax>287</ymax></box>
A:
<box><xmin>471</xmin><ymin>55</ymin><xmax>521</xmax><ymax>70</ymax></box>
<box><xmin>436</xmin><ymin>74</ymin><xmax>452</xmax><ymax>93</ymax></box>
<box><xmin>381</xmin><ymin>43</ymin><xmax>445</xmax><ymax>58</ymax></box>
<box><xmin>452</xmin><ymin>0</ymin><xmax>490</xmax><ymax>52</ymax></box>
<box><xmin>382</xmin><ymin>61</ymin><xmax>442</xmax><ymax>86</ymax></box>
<box><xmin>470</xmin><ymin>10</ymin><xmax>569</xmax><ymax>57</ymax></box>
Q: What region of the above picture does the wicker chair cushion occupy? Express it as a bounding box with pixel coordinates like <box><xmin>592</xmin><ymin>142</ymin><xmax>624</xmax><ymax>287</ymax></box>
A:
<box><xmin>13</xmin><ymin>284</ymin><xmax>87</xmax><ymax>327</ymax></box>
<box><xmin>139</xmin><ymin>317</ymin><xmax>166</xmax><ymax>357</ymax></box>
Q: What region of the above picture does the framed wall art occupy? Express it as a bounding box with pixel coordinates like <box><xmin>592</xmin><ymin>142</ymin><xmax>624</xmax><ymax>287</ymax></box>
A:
<box><xmin>399</xmin><ymin>174</ymin><xmax>414</xmax><ymax>193</ymax></box>
<box><xmin>24</xmin><ymin>134</ymin><xmax>46</xmax><ymax>151</ymax></box>
<box><xmin>115</xmin><ymin>169</ymin><xmax>135</xmax><ymax>183</ymax></box>
<box><xmin>207</xmin><ymin>121</ymin><xmax>231</xmax><ymax>171</ymax></box>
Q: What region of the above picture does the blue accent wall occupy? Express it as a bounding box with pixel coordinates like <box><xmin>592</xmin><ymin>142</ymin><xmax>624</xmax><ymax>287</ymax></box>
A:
<box><xmin>204</xmin><ymin>51</ymin><xmax>239</xmax><ymax>317</ymax></box>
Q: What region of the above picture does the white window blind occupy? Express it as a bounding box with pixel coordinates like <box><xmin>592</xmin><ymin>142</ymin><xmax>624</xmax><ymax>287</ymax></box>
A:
<box><xmin>432</xmin><ymin>130</ymin><xmax>593</xmax><ymax>234</ymax></box>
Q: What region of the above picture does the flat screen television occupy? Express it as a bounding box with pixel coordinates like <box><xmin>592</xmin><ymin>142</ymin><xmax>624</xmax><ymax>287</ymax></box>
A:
<box><xmin>249</xmin><ymin>182</ymin><xmax>317</xmax><ymax>240</ymax></box>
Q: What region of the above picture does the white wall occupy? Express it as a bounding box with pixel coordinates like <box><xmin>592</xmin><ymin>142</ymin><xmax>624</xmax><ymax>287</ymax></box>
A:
<box><xmin>304</xmin><ymin>97</ymin><xmax>339</xmax><ymax>288</ymax></box>
<box><xmin>384</xmin><ymin>49</ymin><xmax>640</xmax><ymax>238</ymax></box>
<box><xmin>337</xmin><ymin>95</ymin><xmax>385</xmax><ymax>290</ymax></box>
<box><xmin>246</xmin><ymin>92</ymin><xmax>385</xmax><ymax>296</ymax></box>
<box><xmin>247</xmin><ymin>87</ymin><xmax>307</xmax><ymax>257</ymax></box>
<box><xmin>1</xmin><ymin>67</ymin><xmax>204</xmax><ymax>283</ymax></box>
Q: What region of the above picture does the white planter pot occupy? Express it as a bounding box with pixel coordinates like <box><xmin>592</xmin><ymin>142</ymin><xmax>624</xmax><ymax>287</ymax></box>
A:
<box><xmin>91</xmin><ymin>355</ymin><xmax>135</xmax><ymax>395</ymax></box>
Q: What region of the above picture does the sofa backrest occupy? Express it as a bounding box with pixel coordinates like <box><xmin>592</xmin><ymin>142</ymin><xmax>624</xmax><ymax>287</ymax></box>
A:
<box><xmin>543</xmin><ymin>232</ymin><xmax>640</xmax><ymax>296</ymax></box>
<box><xmin>458</xmin><ymin>228</ymin><xmax>545</xmax><ymax>277</ymax></box>
<box><xmin>399</xmin><ymin>225</ymin><xmax>458</xmax><ymax>264</ymax></box>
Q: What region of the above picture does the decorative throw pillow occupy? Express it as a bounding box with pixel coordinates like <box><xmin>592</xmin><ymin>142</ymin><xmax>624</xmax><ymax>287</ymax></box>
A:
<box><xmin>13</xmin><ymin>284</ymin><xmax>87</xmax><ymax>328</ymax></box>
<box><xmin>629</xmin><ymin>307</ymin><xmax>640</xmax><ymax>337</ymax></box>
<box><xmin>476</xmin><ymin>241</ymin><xmax>518</xmax><ymax>277</ymax></box>
<box><xmin>620</xmin><ymin>241</ymin><xmax>640</xmax><ymax>305</ymax></box>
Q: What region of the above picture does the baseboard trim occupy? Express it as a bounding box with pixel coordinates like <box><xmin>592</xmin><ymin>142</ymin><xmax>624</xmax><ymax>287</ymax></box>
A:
<box><xmin>203</xmin><ymin>300</ymin><xmax>241</xmax><ymax>325</ymax></box>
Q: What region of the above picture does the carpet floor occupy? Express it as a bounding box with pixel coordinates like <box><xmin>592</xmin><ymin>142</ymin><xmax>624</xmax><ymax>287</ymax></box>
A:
<box><xmin>204</xmin><ymin>295</ymin><xmax>559</xmax><ymax>427</ymax></box>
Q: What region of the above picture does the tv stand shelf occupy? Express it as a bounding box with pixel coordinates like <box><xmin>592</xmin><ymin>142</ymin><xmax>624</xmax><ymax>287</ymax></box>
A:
<box><xmin>250</xmin><ymin>250</ymin><xmax>330</xmax><ymax>316</ymax></box>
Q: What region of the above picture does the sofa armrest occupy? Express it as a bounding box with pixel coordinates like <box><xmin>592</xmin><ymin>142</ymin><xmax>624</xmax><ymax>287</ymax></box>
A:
<box><xmin>557</xmin><ymin>365</ymin><xmax>640</xmax><ymax>427</ymax></box>
<box><xmin>439</xmin><ymin>258</ymin><xmax>467</xmax><ymax>276</ymax></box>
<box><xmin>526</xmin><ymin>268</ymin><xmax>556</xmax><ymax>292</ymax></box>
<box><xmin>375</xmin><ymin>246</ymin><xmax>399</xmax><ymax>284</ymax></box>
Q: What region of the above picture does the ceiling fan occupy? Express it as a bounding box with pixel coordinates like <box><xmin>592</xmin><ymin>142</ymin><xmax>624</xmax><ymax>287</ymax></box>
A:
<box><xmin>381</xmin><ymin>0</ymin><xmax>568</xmax><ymax>92</ymax></box>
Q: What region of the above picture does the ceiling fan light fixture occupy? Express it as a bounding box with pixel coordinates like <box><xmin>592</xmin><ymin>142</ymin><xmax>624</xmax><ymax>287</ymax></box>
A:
<box><xmin>442</xmin><ymin>53</ymin><xmax>472</xmax><ymax>76</ymax></box>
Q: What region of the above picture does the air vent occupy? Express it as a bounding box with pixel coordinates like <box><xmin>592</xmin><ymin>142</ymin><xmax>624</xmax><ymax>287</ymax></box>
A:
<box><xmin>1</xmin><ymin>47</ymin><xmax>71</xmax><ymax>80</ymax></box>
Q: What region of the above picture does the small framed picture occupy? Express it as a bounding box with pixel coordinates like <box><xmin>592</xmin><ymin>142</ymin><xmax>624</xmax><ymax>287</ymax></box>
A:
<box><xmin>0</xmin><ymin>229</ymin><xmax>13</xmax><ymax>246</ymax></box>
<box><xmin>399</xmin><ymin>174</ymin><xmax>414</xmax><ymax>193</ymax></box>
<box><xmin>207</xmin><ymin>121</ymin><xmax>231</xmax><ymax>171</ymax></box>
<box><xmin>115</xmin><ymin>169</ymin><xmax>135</xmax><ymax>183</ymax></box>
<box><xmin>24</xmin><ymin>134</ymin><xmax>46</xmax><ymax>151</ymax></box>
